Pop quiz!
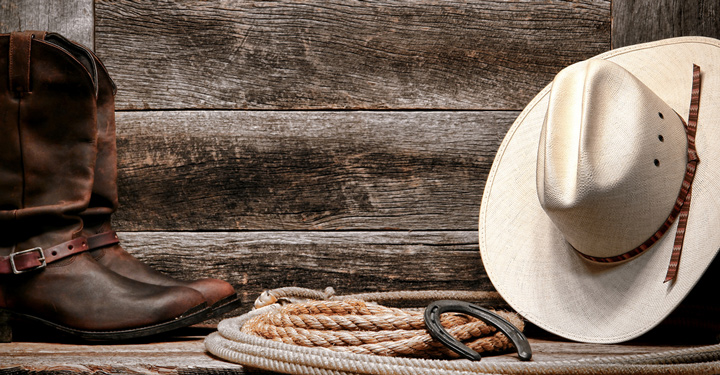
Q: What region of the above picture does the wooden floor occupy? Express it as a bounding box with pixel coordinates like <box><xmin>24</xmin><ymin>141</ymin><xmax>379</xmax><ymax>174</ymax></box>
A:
<box><xmin>1</xmin><ymin>328</ymin><xmax>243</xmax><ymax>373</ymax></box>
<box><xmin>1</xmin><ymin>0</ymin><xmax>720</xmax><ymax>373</ymax></box>
<box><xmin>2</xmin><ymin>326</ymin><xmax>715</xmax><ymax>374</ymax></box>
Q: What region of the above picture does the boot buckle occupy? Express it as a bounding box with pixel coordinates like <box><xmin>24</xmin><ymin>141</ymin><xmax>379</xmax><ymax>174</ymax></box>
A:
<box><xmin>10</xmin><ymin>247</ymin><xmax>46</xmax><ymax>274</ymax></box>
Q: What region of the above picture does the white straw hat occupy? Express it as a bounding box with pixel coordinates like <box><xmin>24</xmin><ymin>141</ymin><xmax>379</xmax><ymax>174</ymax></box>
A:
<box><xmin>479</xmin><ymin>37</ymin><xmax>720</xmax><ymax>344</ymax></box>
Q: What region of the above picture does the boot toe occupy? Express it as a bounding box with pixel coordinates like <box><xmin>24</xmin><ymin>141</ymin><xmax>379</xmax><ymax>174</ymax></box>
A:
<box><xmin>186</xmin><ymin>278</ymin><xmax>237</xmax><ymax>307</ymax></box>
<box><xmin>151</xmin><ymin>285</ymin><xmax>207</xmax><ymax>323</ymax></box>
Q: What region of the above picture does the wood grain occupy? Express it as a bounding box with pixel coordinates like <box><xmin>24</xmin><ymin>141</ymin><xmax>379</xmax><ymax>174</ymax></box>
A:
<box><xmin>113</xmin><ymin>110</ymin><xmax>515</xmax><ymax>231</ymax></box>
<box><xmin>95</xmin><ymin>0</ymin><xmax>610</xmax><ymax>110</ymax></box>
<box><xmin>612</xmin><ymin>0</ymin><xmax>720</xmax><ymax>48</ymax></box>
<box><xmin>0</xmin><ymin>0</ymin><xmax>93</xmax><ymax>48</ymax></box>
<box><xmin>0</xmin><ymin>339</ymin><xmax>245</xmax><ymax>372</ymax></box>
<box><xmin>2</xmin><ymin>1</ymin><xmax>716</xmax><ymax>373</ymax></box>
<box><xmin>0</xmin><ymin>336</ymin><xmax>707</xmax><ymax>373</ymax></box>
<box><xmin>115</xmin><ymin>230</ymin><xmax>489</xmax><ymax>311</ymax></box>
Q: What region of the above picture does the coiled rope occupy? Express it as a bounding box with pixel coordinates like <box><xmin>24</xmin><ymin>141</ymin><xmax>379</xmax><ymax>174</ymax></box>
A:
<box><xmin>242</xmin><ymin>298</ymin><xmax>522</xmax><ymax>358</ymax></box>
<box><xmin>205</xmin><ymin>288</ymin><xmax>720</xmax><ymax>375</ymax></box>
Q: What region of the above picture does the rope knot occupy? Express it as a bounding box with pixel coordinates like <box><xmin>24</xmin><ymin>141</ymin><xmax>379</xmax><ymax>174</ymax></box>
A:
<box><xmin>254</xmin><ymin>287</ymin><xmax>337</xmax><ymax>309</ymax></box>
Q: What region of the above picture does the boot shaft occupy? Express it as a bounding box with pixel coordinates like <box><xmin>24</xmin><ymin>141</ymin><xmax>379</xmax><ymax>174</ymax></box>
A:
<box><xmin>0</xmin><ymin>32</ymin><xmax>213</xmax><ymax>341</ymax></box>
<box><xmin>82</xmin><ymin>51</ymin><xmax>118</xmax><ymax>233</ymax></box>
<box><xmin>0</xmin><ymin>31</ymin><xmax>98</xmax><ymax>255</ymax></box>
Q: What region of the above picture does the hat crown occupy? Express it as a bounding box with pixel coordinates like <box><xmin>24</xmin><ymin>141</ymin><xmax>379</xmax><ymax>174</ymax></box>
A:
<box><xmin>537</xmin><ymin>59</ymin><xmax>688</xmax><ymax>258</ymax></box>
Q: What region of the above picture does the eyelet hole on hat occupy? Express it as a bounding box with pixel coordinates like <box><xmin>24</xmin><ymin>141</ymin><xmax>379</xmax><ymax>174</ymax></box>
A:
<box><xmin>658</xmin><ymin>112</ymin><xmax>664</xmax><ymax>119</ymax></box>
<box><xmin>654</xmin><ymin>159</ymin><xmax>660</xmax><ymax>167</ymax></box>
<box><xmin>658</xmin><ymin>135</ymin><xmax>664</xmax><ymax>142</ymax></box>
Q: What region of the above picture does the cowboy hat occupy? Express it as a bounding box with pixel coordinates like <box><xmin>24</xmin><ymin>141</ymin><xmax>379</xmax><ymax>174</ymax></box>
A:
<box><xmin>479</xmin><ymin>37</ymin><xmax>720</xmax><ymax>344</ymax></box>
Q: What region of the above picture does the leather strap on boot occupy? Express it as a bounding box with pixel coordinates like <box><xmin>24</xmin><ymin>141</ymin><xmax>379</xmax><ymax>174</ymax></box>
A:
<box><xmin>86</xmin><ymin>231</ymin><xmax>120</xmax><ymax>250</ymax></box>
<box><xmin>0</xmin><ymin>237</ymin><xmax>89</xmax><ymax>274</ymax></box>
<box><xmin>9</xmin><ymin>31</ymin><xmax>46</xmax><ymax>94</ymax></box>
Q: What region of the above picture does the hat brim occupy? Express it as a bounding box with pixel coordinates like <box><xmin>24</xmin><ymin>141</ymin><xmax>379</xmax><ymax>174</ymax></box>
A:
<box><xmin>479</xmin><ymin>37</ymin><xmax>720</xmax><ymax>343</ymax></box>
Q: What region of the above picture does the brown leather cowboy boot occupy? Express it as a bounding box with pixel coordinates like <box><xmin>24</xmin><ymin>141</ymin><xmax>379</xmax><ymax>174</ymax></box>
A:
<box><xmin>75</xmin><ymin>39</ymin><xmax>241</xmax><ymax>317</ymax></box>
<box><xmin>0</xmin><ymin>31</ymin><xmax>210</xmax><ymax>341</ymax></box>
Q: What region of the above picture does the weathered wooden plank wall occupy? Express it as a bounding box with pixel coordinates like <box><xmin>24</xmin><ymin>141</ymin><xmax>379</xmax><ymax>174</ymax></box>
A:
<box><xmin>94</xmin><ymin>0</ymin><xmax>610</xmax><ymax>110</ymax></box>
<box><xmin>2</xmin><ymin>0</ymin><xmax>720</xmax><ymax>373</ymax></box>
<box><xmin>91</xmin><ymin>0</ymin><xmax>613</xmax><ymax>311</ymax></box>
<box><xmin>0</xmin><ymin>0</ymin><xmax>93</xmax><ymax>47</ymax></box>
<box><xmin>113</xmin><ymin>111</ymin><xmax>514</xmax><ymax>230</ymax></box>
<box><xmin>1</xmin><ymin>0</ymin><xmax>719</xmax><ymax>318</ymax></box>
<box><xmin>612</xmin><ymin>0</ymin><xmax>720</xmax><ymax>48</ymax></box>
<box><xmin>121</xmin><ymin>231</ymin><xmax>489</xmax><ymax>303</ymax></box>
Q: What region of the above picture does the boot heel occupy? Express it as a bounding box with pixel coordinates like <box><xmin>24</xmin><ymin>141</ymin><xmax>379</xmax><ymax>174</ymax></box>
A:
<box><xmin>0</xmin><ymin>310</ymin><xmax>12</xmax><ymax>342</ymax></box>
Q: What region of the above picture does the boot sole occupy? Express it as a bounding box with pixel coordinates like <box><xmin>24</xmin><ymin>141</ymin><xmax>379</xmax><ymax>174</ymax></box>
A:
<box><xmin>207</xmin><ymin>294</ymin><xmax>243</xmax><ymax>319</ymax></box>
<box><xmin>0</xmin><ymin>303</ymin><xmax>211</xmax><ymax>342</ymax></box>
